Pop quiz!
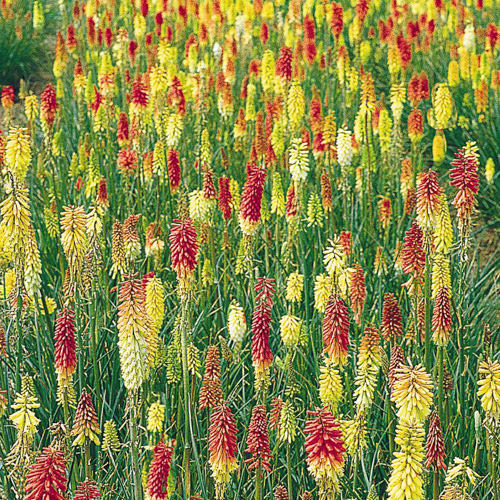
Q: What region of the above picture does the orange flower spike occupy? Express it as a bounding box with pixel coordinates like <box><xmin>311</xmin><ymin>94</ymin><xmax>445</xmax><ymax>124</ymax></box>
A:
<box><xmin>245</xmin><ymin>404</ymin><xmax>272</xmax><ymax>472</ymax></box>
<box><xmin>169</xmin><ymin>218</ymin><xmax>199</xmax><ymax>289</ymax></box>
<box><xmin>322</xmin><ymin>295</ymin><xmax>350</xmax><ymax>365</ymax></box>
<box><xmin>304</xmin><ymin>408</ymin><xmax>345</xmax><ymax>495</ymax></box>
<box><xmin>209</xmin><ymin>402</ymin><xmax>239</xmax><ymax>499</ymax></box>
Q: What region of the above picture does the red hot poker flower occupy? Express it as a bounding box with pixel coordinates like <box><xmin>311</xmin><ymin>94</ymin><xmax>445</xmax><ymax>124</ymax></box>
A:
<box><xmin>147</xmin><ymin>440</ymin><xmax>174</xmax><ymax>500</ymax></box>
<box><xmin>24</xmin><ymin>447</ymin><xmax>67</xmax><ymax>500</ymax></box>
<box><xmin>199</xmin><ymin>346</ymin><xmax>223</xmax><ymax>411</ymax></box>
<box><xmin>251</xmin><ymin>278</ymin><xmax>275</xmax><ymax>378</ymax></box>
<box><xmin>416</xmin><ymin>169</ymin><xmax>442</xmax><ymax>230</ymax></box>
<box><xmin>245</xmin><ymin>404</ymin><xmax>272</xmax><ymax>472</ymax></box>
<box><xmin>322</xmin><ymin>295</ymin><xmax>350</xmax><ymax>365</ymax></box>
<box><xmin>381</xmin><ymin>293</ymin><xmax>403</xmax><ymax>341</ymax></box>
<box><xmin>350</xmin><ymin>264</ymin><xmax>365</xmax><ymax>326</ymax></box>
<box><xmin>304</xmin><ymin>408</ymin><xmax>345</xmax><ymax>494</ymax></box>
<box><xmin>209</xmin><ymin>402</ymin><xmax>239</xmax><ymax>499</ymax></box>
<box><xmin>425</xmin><ymin>411</ymin><xmax>447</xmax><ymax>470</ymax></box>
<box><xmin>239</xmin><ymin>167</ymin><xmax>266</xmax><ymax>235</ymax></box>
<box><xmin>331</xmin><ymin>2</ymin><xmax>344</xmax><ymax>38</ymax></box>
<box><xmin>54</xmin><ymin>307</ymin><xmax>77</xmax><ymax>383</ymax></box>
<box><xmin>169</xmin><ymin>219</ymin><xmax>199</xmax><ymax>285</ymax></box>
<box><xmin>74</xmin><ymin>479</ymin><xmax>101</xmax><ymax>500</ymax></box>
<box><xmin>167</xmin><ymin>149</ymin><xmax>181</xmax><ymax>193</ymax></box>
<box><xmin>449</xmin><ymin>148</ymin><xmax>479</xmax><ymax>223</ymax></box>
<box><xmin>401</xmin><ymin>220</ymin><xmax>426</xmax><ymax>295</ymax></box>
<box><xmin>40</xmin><ymin>84</ymin><xmax>58</xmax><ymax>128</ymax></box>
<box><xmin>432</xmin><ymin>287</ymin><xmax>452</xmax><ymax>346</ymax></box>
<box><xmin>218</xmin><ymin>176</ymin><xmax>232</xmax><ymax>221</ymax></box>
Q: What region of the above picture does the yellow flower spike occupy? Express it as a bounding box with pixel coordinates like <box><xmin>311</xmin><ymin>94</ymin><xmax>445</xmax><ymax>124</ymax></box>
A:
<box><xmin>478</xmin><ymin>359</ymin><xmax>500</xmax><ymax>421</ymax></box>
<box><xmin>485</xmin><ymin>158</ymin><xmax>495</xmax><ymax>184</ymax></box>
<box><xmin>165</xmin><ymin>113</ymin><xmax>183</xmax><ymax>149</ymax></box>
<box><xmin>245</xmin><ymin>83</ymin><xmax>256</xmax><ymax>121</ymax></box>
<box><xmin>341</xmin><ymin>413</ymin><xmax>367</xmax><ymax>458</ymax></box>
<box><xmin>448</xmin><ymin>60</ymin><xmax>460</xmax><ymax>87</ymax></box>
<box><xmin>431</xmin><ymin>253</ymin><xmax>451</xmax><ymax>299</ymax></box>
<box><xmin>261</xmin><ymin>50</ymin><xmax>275</xmax><ymax>94</ymax></box>
<box><xmin>189</xmin><ymin>189</ymin><xmax>215</xmax><ymax>223</ymax></box>
<box><xmin>147</xmin><ymin>401</ymin><xmax>165</xmax><ymax>433</ymax></box>
<box><xmin>387</xmin><ymin>419</ymin><xmax>425</xmax><ymax>500</ymax></box>
<box><xmin>387</xmin><ymin>46</ymin><xmax>401</xmax><ymax>81</ymax></box>
<box><xmin>5</xmin><ymin>127</ymin><xmax>31</xmax><ymax>182</ymax></box>
<box><xmin>378</xmin><ymin>108</ymin><xmax>392</xmax><ymax>154</ymax></box>
<box><xmin>117</xmin><ymin>278</ymin><xmax>150</xmax><ymax>392</ymax></box>
<box><xmin>9</xmin><ymin>391</ymin><xmax>40</xmax><ymax>439</ymax></box>
<box><xmin>307</xmin><ymin>193</ymin><xmax>324</xmax><ymax>227</ymax></box>
<box><xmin>271</xmin><ymin>120</ymin><xmax>285</xmax><ymax>157</ymax></box>
<box><xmin>270</xmin><ymin>172</ymin><xmax>285</xmax><ymax>217</ymax></box>
<box><xmin>432</xmin><ymin>130</ymin><xmax>447</xmax><ymax>166</ymax></box>
<box><xmin>287</xmin><ymin>80</ymin><xmax>305</xmax><ymax>130</ymax></box>
<box><xmin>33</xmin><ymin>0</ymin><xmax>44</xmax><ymax>31</ymax></box>
<box><xmin>60</xmin><ymin>206</ymin><xmax>88</xmax><ymax>280</ymax></box>
<box><xmin>432</xmin><ymin>83</ymin><xmax>453</xmax><ymax>129</ymax></box>
<box><xmin>0</xmin><ymin>184</ymin><xmax>32</xmax><ymax>258</ymax></box>
<box><xmin>279</xmin><ymin>314</ymin><xmax>302</xmax><ymax>348</ymax></box>
<box><xmin>433</xmin><ymin>194</ymin><xmax>453</xmax><ymax>254</ymax></box>
<box><xmin>391</xmin><ymin>364</ymin><xmax>434</xmax><ymax>423</ymax></box>
<box><xmin>227</xmin><ymin>301</ymin><xmax>246</xmax><ymax>344</ymax></box>
<box><xmin>286</xmin><ymin>272</ymin><xmax>303</xmax><ymax>303</ymax></box>
<box><xmin>323</xmin><ymin>238</ymin><xmax>347</xmax><ymax>278</ymax></box>
<box><xmin>24</xmin><ymin>95</ymin><xmax>38</xmax><ymax>124</ymax></box>
<box><xmin>102</xmin><ymin>420</ymin><xmax>121</xmax><ymax>453</ymax></box>
<box><xmin>319</xmin><ymin>357</ymin><xmax>343</xmax><ymax>412</ymax></box>
<box><xmin>314</xmin><ymin>273</ymin><xmax>333</xmax><ymax>313</ymax></box>
<box><xmin>146</xmin><ymin>276</ymin><xmax>165</xmax><ymax>331</ymax></box>
<box><xmin>24</xmin><ymin>224</ymin><xmax>42</xmax><ymax>298</ymax></box>
<box><xmin>390</xmin><ymin>83</ymin><xmax>406</xmax><ymax>125</ymax></box>
<box><xmin>288</xmin><ymin>139</ymin><xmax>309</xmax><ymax>183</ymax></box>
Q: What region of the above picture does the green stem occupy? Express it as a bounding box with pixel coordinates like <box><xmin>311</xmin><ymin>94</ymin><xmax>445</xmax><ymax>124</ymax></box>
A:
<box><xmin>85</xmin><ymin>440</ymin><xmax>92</xmax><ymax>480</ymax></box>
<box><xmin>433</xmin><ymin>470</ymin><xmax>439</xmax><ymax>500</ymax></box>
<box><xmin>255</xmin><ymin>468</ymin><xmax>262</xmax><ymax>500</ymax></box>
<box><xmin>180</xmin><ymin>296</ymin><xmax>192</xmax><ymax>499</ymax></box>
<box><xmin>386</xmin><ymin>384</ymin><xmax>394</xmax><ymax>455</ymax></box>
<box><xmin>129</xmin><ymin>392</ymin><xmax>142</xmax><ymax>500</ymax></box>
<box><xmin>424</xmin><ymin>253</ymin><xmax>432</xmax><ymax>370</ymax></box>
<box><xmin>438</xmin><ymin>346</ymin><xmax>444</xmax><ymax>423</ymax></box>
<box><xmin>286</xmin><ymin>443</ymin><xmax>292</xmax><ymax>498</ymax></box>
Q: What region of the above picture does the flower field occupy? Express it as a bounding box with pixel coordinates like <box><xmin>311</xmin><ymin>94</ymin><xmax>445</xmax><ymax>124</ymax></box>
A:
<box><xmin>0</xmin><ymin>0</ymin><xmax>499</xmax><ymax>498</ymax></box>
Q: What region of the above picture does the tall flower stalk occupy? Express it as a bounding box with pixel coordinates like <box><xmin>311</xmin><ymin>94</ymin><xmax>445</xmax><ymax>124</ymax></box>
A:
<box><xmin>169</xmin><ymin>218</ymin><xmax>199</xmax><ymax>498</ymax></box>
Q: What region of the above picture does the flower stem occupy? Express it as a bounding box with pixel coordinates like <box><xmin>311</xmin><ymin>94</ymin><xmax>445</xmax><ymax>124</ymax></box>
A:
<box><xmin>129</xmin><ymin>391</ymin><xmax>142</xmax><ymax>500</ymax></box>
<box><xmin>180</xmin><ymin>296</ymin><xmax>192</xmax><ymax>499</ymax></box>
<box><xmin>287</xmin><ymin>443</ymin><xmax>292</xmax><ymax>497</ymax></box>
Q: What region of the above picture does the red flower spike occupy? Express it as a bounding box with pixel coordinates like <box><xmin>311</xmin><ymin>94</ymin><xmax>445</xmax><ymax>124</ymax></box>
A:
<box><xmin>401</xmin><ymin>220</ymin><xmax>426</xmax><ymax>294</ymax></box>
<box><xmin>251</xmin><ymin>278</ymin><xmax>275</xmax><ymax>374</ymax></box>
<box><xmin>169</xmin><ymin>219</ymin><xmax>199</xmax><ymax>282</ymax></box>
<box><xmin>24</xmin><ymin>447</ymin><xmax>67</xmax><ymax>500</ymax></box>
<box><xmin>449</xmin><ymin>148</ymin><xmax>479</xmax><ymax>222</ymax></box>
<box><xmin>40</xmin><ymin>84</ymin><xmax>58</xmax><ymax>128</ymax></box>
<box><xmin>381</xmin><ymin>293</ymin><xmax>403</xmax><ymax>341</ymax></box>
<box><xmin>322</xmin><ymin>295</ymin><xmax>350</xmax><ymax>365</ymax></box>
<box><xmin>350</xmin><ymin>264</ymin><xmax>365</xmax><ymax>325</ymax></box>
<box><xmin>245</xmin><ymin>404</ymin><xmax>272</xmax><ymax>472</ymax></box>
<box><xmin>388</xmin><ymin>345</ymin><xmax>405</xmax><ymax>389</ymax></box>
<box><xmin>167</xmin><ymin>149</ymin><xmax>181</xmax><ymax>193</ymax></box>
<box><xmin>54</xmin><ymin>308</ymin><xmax>77</xmax><ymax>380</ymax></box>
<box><xmin>304</xmin><ymin>408</ymin><xmax>345</xmax><ymax>478</ymax></box>
<box><xmin>218</xmin><ymin>177</ymin><xmax>232</xmax><ymax>221</ymax></box>
<box><xmin>425</xmin><ymin>411</ymin><xmax>447</xmax><ymax>470</ymax></box>
<box><xmin>147</xmin><ymin>440</ymin><xmax>174</xmax><ymax>500</ymax></box>
<box><xmin>74</xmin><ymin>479</ymin><xmax>101</xmax><ymax>500</ymax></box>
